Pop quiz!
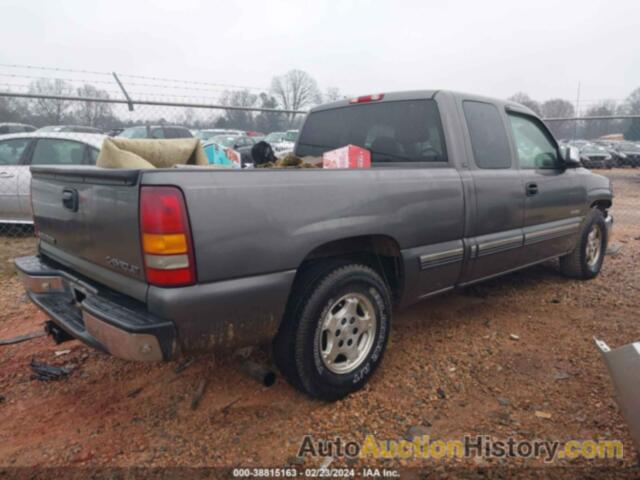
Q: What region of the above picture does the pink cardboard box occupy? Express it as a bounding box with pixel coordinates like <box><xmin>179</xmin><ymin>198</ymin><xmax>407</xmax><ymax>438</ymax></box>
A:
<box><xmin>322</xmin><ymin>145</ymin><xmax>371</xmax><ymax>169</ymax></box>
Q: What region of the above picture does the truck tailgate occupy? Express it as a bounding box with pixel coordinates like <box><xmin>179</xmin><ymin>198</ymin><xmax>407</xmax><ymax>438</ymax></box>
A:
<box><xmin>30</xmin><ymin>166</ymin><xmax>147</xmax><ymax>302</ymax></box>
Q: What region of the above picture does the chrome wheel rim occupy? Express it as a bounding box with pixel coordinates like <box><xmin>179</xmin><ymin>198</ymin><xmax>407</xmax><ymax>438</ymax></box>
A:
<box><xmin>317</xmin><ymin>293</ymin><xmax>377</xmax><ymax>375</ymax></box>
<box><xmin>586</xmin><ymin>224</ymin><xmax>602</xmax><ymax>268</ymax></box>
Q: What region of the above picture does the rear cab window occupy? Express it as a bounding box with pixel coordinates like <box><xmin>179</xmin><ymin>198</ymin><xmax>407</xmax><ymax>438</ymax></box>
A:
<box><xmin>296</xmin><ymin>99</ymin><xmax>447</xmax><ymax>166</ymax></box>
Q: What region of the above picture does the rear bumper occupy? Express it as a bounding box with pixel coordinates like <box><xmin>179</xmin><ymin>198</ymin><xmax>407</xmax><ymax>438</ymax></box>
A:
<box><xmin>15</xmin><ymin>255</ymin><xmax>176</xmax><ymax>361</ymax></box>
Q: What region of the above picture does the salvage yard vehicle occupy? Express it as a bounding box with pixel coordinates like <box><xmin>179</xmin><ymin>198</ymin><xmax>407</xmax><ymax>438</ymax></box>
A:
<box><xmin>611</xmin><ymin>141</ymin><xmax>640</xmax><ymax>167</ymax></box>
<box><xmin>0</xmin><ymin>122</ymin><xmax>36</xmax><ymax>134</ymax></box>
<box><xmin>272</xmin><ymin>129</ymin><xmax>298</xmax><ymax>157</ymax></box>
<box><xmin>579</xmin><ymin>143</ymin><xmax>614</xmax><ymax>169</ymax></box>
<box><xmin>16</xmin><ymin>90</ymin><xmax>613</xmax><ymax>400</ymax></box>
<box><xmin>0</xmin><ymin>132</ymin><xmax>104</xmax><ymax>224</ymax></box>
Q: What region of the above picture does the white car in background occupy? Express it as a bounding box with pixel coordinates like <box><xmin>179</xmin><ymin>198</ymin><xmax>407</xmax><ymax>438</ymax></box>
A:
<box><xmin>272</xmin><ymin>129</ymin><xmax>298</xmax><ymax>158</ymax></box>
<box><xmin>0</xmin><ymin>132</ymin><xmax>105</xmax><ymax>224</ymax></box>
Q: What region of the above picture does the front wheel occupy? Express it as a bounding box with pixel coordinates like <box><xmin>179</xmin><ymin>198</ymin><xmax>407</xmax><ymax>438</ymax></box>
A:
<box><xmin>559</xmin><ymin>208</ymin><xmax>608</xmax><ymax>279</ymax></box>
<box><xmin>273</xmin><ymin>263</ymin><xmax>391</xmax><ymax>401</ymax></box>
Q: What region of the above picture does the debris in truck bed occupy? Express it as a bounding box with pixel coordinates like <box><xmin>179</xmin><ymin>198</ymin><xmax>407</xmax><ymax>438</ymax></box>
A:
<box><xmin>29</xmin><ymin>359</ymin><xmax>73</xmax><ymax>381</ymax></box>
<box><xmin>0</xmin><ymin>331</ymin><xmax>45</xmax><ymax>346</ymax></box>
<box><xmin>256</xmin><ymin>153</ymin><xmax>321</xmax><ymax>169</ymax></box>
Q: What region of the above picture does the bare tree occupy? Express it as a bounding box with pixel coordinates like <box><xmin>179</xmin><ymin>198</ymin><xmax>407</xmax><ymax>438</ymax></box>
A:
<box><xmin>270</xmin><ymin>70</ymin><xmax>321</xmax><ymax>124</ymax></box>
<box><xmin>217</xmin><ymin>89</ymin><xmax>258</xmax><ymax>130</ymax></box>
<box><xmin>507</xmin><ymin>92</ymin><xmax>542</xmax><ymax>116</ymax></box>
<box><xmin>323</xmin><ymin>87</ymin><xmax>344</xmax><ymax>103</ymax></box>
<box><xmin>583</xmin><ymin>101</ymin><xmax>619</xmax><ymax>139</ymax></box>
<box><xmin>541</xmin><ymin>98</ymin><xmax>575</xmax><ymax>119</ymax></box>
<box><xmin>28</xmin><ymin>79</ymin><xmax>74</xmax><ymax>124</ymax></box>
<box><xmin>74</xmin><ymin>84</ymin><xmax>114</xmax><ymax>128</ymax></box>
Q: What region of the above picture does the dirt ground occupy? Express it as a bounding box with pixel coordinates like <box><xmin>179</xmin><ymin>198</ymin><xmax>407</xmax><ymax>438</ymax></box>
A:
<box><xmin>0</xmin><ymin>169</ymin><xmax>639</xmax><ymax>477</ymax></box>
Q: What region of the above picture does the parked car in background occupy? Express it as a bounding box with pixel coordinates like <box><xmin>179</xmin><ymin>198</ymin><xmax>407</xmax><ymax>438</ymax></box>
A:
<box><xmin>37</xmin><ymin>125</ymin><xmax>103</xmax><ymax>134</ymax></box>
<box><xmin>264</xmin><ymin>132</ymin><xmax>285</xmax><ymax>145</ymax></box>
<box><xmin>579</xmin><ymin>144</ymin><xmax>614</xmax><ymax>169</ymax></box>
<box><xmin>611</xmin><ymin>142</ymin><xmax>640</xmax><ymax>167</ymax></box>
<box><xmin>246</xmin><ymin>131</ymin><xmax>265</xmax><ymax>137</ymax></box>
<box><xmin>0</xmin><ymin>123</ymin><xmax>36</xmax><ymax>135</ymax></box>
<box><xmin>0</xmin><ymin>132</ymin><xmax>104</xmax><ymax>224</ymax></box>
<box><xmin>118</xmin><ymin>125</ymin><xmax>193</xmax><ymax>139</ymax></box>
<box><xmin>272</xmin><ymin>129</ymin><xmax>299</xmax><ymax>157</ymax></box>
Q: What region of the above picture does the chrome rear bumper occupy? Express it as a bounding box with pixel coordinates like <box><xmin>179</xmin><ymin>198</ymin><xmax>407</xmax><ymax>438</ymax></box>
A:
<box><xmin>15</xmin><ymin>255</ymin><xmax>175</xmax><ymax>362</ymax></box>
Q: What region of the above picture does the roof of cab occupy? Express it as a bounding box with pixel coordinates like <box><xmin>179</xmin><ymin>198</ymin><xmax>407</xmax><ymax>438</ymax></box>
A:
<box><xmin>309</xmin><ymin>89</ymin><xmax>538</xmax><ymax>118</ymax></box>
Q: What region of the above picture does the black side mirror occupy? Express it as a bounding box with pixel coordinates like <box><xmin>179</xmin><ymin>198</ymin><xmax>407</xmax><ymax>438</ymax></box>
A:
<box><xmin>563</xmin><ymin>146</ymin><xmax>582</xmax><ymax>168</ymax></box>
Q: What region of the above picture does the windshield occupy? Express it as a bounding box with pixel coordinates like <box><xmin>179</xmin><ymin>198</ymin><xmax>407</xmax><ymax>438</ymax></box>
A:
<box><xmin>118</xmin><ymin>126</ymin><xmax>148</xmax><ymax>138</ymax></box>
<box><xmin>284</xmin><ymin>131</ymin><xmax>298</xmax><ymax>142</ymax></box>
<box><xmin>211</xmin><ymin>135</ymin><xmax>239</xmax><ymax>147</ymax></box>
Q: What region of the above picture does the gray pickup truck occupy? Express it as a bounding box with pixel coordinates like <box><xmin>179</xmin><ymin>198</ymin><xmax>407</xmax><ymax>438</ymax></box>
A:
<box><xmin>16</xmin><ymin>90</ymin><xmax>613</xmax><ymax>400</ymax></box>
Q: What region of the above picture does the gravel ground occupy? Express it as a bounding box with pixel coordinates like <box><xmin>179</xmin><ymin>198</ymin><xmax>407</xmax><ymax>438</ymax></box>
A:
<box><xmin>0</xmin><ymin>170</ymin><xmax>639</xmax><ymax>477</ymax></box>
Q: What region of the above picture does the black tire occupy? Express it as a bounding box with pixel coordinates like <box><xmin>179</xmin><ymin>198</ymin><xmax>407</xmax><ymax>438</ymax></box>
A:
<box><xmin>559</xmin><ymin>208</ymin><xmax>607</xmax><ymax>280</ymax></box>
<box><xmin>273</xmin><ymin>263</ymin><xmax>391</xmax><ymax>401</ymax></box>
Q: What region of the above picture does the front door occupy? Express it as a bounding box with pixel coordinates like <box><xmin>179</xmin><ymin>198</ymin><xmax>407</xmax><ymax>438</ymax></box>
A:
<box><xmin>506</xmin><ymin>113</ymin><xmax>586</xmax><ymax>263</ymax></box>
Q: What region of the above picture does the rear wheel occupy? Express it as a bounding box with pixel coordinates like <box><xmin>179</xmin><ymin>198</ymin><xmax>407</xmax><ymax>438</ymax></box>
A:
<box><xmin>559</xmin><ymin>208</ymin><xmax>607</xmax><ymax>279</ymax></box>
<box><xmin>273</xmin><ymin>263</ymin><xmax>391</xmax><ymax>401</ymax></box>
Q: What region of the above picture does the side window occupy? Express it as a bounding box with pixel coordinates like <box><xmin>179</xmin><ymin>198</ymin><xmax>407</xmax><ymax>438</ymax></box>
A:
<box><xmin>0</xmin><ymin>138</ymin><xmax>31</xmax><ymax>165</ymax></box>
<box><xmin>150</xmin><ymin>128</ymin><xmax>165</xmax><ymax>139</ymax></box>
<box><xmin>508</xmin><ymin>114</ymin><xmax>560</xmax><ymax>169</ymax></box>
<box><xmin>87</xmin><ymin>147</ymin><xmax>100</xmax><ymax>165</ymax></box>
<box><xmin>463</xmin><ymin>101</ymin><xmax>512</xmax><ymax>169</ymax></box>
<box><xmin>31</xmin><ymin>139</ymin><xmax>87</xmax><ymax>165</ymax></box>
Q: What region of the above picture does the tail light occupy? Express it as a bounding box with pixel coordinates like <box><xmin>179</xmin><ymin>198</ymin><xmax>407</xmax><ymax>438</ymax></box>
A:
<box><xmin>349</xmin><ymin>93</ymin><xmax>384</xmax><ymax>104</ymax></box>
<box><xmin>140</xmin><ymin>186</ymin><xmax>196</xmax><ymax>287</ymax></box>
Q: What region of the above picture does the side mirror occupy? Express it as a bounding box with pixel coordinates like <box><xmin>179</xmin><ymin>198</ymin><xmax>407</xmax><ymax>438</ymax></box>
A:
<box><xmin>563</xmin><ymin>146</ymin><xmax>582</xmax><ymax>168</ymax></box>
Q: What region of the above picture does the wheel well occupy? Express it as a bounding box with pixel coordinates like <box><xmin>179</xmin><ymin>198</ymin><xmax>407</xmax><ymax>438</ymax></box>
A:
<box><xmin>296</xmin><ymin>235</ymin><xmax>404</xmax><ymax>303</ymax></box>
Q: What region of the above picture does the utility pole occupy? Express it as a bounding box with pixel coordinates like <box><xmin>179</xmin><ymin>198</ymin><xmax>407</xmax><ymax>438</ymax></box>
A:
<box><xmin>574</xmin><ymin>81</ymin><xmax>581</xmax><ymax>139</ymax></box>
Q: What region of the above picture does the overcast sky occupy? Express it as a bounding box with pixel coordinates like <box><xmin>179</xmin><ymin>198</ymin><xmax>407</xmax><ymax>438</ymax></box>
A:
<box><xmin>2</xmin><ymin>0</ymin><xmax>638</xmax><ymax>107</ymax></box>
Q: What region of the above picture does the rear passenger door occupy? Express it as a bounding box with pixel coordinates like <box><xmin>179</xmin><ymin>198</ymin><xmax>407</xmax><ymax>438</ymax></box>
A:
<box><xmin>506</xmin><ymin>112</ymin><xmax>586</xmax><ymax>262</ymax></box>
<box><xmin>459</xmin><ymin>100</ymin><xmax>525</xmax><ymax>283</ymax></box>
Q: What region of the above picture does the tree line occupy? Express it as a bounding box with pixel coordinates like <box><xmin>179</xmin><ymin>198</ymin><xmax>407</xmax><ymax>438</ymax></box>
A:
<box><xmin>0</xmin><ymin>69</ymin><xmax>344</xmax><ymax>133</ymax></box>
<box><xmin>508</xmin><ymin>88</ymin><xmax>640</xmax><ymax>140</ymax></box>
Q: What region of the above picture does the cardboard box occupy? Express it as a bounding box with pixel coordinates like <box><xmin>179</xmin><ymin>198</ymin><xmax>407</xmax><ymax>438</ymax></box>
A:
<box><xmin>322</xmin><ymin>145</ymin><xmax>371</xmax><ymax>169</ymax></box>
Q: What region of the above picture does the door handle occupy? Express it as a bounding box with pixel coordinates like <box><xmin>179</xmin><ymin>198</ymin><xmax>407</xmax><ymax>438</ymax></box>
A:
<box><xmin>62</xmin><ymin>188</ymin><xmax>79</xmax><ymax>212</ymax></box>
<box><xmin>0</xmin><ymin>172</ymin><xmax>14</xmax><ymax>178</ymax></box>
<box><xmin>526</xmin><ymin>182</ymin><xmax>539</xmax><ymax>196</ymax></box>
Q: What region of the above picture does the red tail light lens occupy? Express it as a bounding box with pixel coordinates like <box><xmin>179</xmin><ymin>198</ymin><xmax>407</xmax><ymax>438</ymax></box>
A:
<box><xmin>140</xmin><ymin>186</ymin><xmax>196</xmax><ymax>287</ymax></box>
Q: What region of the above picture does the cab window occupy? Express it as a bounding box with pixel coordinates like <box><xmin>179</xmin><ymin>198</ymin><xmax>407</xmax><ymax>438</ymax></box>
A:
<box><xmin>31</xmin><ymin>139</ymin><xmax>87</xmax><ymax>165</ymax></box>
<box><xmin>508</xmin><ymin>114</ymin><xmax>560</xmax><ymax>169</ymax></box>
<box><xmin>0</xmin><ymin>138</ymin><xmax>31</xmax><ymax>165</ymax></box>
